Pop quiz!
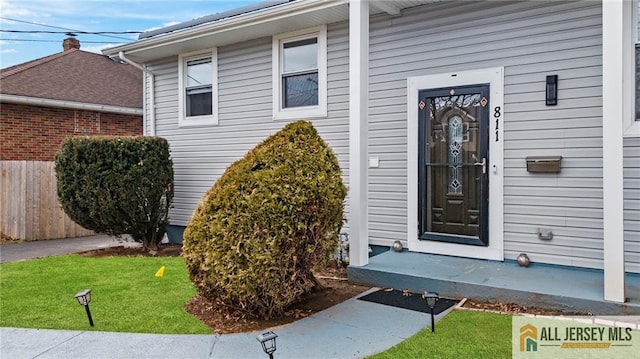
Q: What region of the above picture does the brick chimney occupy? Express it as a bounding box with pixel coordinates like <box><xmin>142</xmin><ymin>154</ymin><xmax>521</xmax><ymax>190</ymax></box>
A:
<box><xmin>63</xmin><ymin>37</ymin><xmax>80</xmax><ymax>51</ymax></box>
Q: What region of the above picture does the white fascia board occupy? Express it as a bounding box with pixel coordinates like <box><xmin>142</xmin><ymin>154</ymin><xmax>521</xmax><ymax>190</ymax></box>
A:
<box><xmin>103</xmin><ymin>0</ymin><xmax>347</xmax><ymax>58</ymax></box>
<box><xmin>0</xmin><ymin>94</ymin><xmax>143</xmax><ymax>115</ymax></box>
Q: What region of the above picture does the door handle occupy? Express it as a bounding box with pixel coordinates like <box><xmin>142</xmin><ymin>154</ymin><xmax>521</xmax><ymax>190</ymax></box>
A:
<box><xmin>474</xmin><ymin>158</ymin><xmax>486</xmax><ymax>174</ymax></box>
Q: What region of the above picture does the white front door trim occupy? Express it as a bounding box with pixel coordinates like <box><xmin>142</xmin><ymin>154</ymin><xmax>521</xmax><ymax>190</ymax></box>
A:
<box><xmin>407</xmin><ymin>67</ymin><xmax>504</xmax><ymax>261</ymax></box>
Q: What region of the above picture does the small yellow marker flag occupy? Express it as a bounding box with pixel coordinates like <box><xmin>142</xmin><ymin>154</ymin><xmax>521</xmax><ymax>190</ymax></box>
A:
<box><xmin>155</xmin><ymin>266</ymin><xmax>165</xmax><ymax>277</ymax></box>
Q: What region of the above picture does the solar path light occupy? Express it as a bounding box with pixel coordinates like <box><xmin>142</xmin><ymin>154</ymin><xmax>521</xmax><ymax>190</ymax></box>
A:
<box><xmin>74</xmin><ymin>289</ymin><xmax>94</xmax><ymax>327</ymax></box>
<box><xmin>423</xmin><ymin>291</ymin><xmax>439</xmax><ymax>333</ymax></box>
<box><xmin>256</xmin><ymin>331</ymin><xmax>278</xmax><ymax>359</ymax></box>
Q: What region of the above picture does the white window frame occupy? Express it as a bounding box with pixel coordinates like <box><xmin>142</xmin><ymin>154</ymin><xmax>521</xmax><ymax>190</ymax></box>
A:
<box><xmin>178</xmin><ymin>48</ymin><xmax>218</xmax><ymax>127</ymax></box>
<box><xmin>624</xmin><ymin>0</ymin><xmax>640</xmax><ymax>137</ymax></box>
<box><xmin>272</xmin><ymin>25</ymin><xmax>327</xmax><ymax>120</ymax></box>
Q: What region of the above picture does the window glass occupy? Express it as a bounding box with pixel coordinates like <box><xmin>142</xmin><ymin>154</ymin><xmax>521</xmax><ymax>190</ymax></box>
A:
<box><xmin>283</xmin><ymin>38</ymin><xmax>318</xmax><ymax>73</ymax></box>
<box><xmin>283</xmin><ymin>73</ymin><xmax>318</xmax><ymax>108</ymax></box>
<box><xmin>186</xmin><ymin>57</ymin><xmax>212</xmax><ymax>117</ymax></box>
<box><xmin>186</xmin><ymin>88</ymin><xmax>212</xmax><ymax>117</ymax></box>
<box><xmin>187</xmin><ymin>58</ymin><xmax>211</xmax><ymax>87</ymax></box>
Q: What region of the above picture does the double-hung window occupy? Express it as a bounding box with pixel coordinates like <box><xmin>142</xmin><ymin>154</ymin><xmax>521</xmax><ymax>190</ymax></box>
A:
<box><xmin>636</xmin><ymin>43</ymin><xmax>639</xmax><ymax>121</ymax></box>
<box><xmin>178</xmin><ymin>49</ymin><xmax>218</xmax><ymax>127</ymax></box>
<box><xmin>283</xmin><ymin>38</ymin><xmax>319</xmax><ymax>108</ymax></box>
<box><xmin>273</xmin><ymin>26</ymin><xmax>327</xmax><ymax>120</ymax></box>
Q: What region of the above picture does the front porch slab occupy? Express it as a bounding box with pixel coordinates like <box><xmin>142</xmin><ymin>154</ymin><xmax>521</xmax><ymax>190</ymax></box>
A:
<box><xmin>348</xmin><ymin>250</ymin><xmax>640</xmax><ymax>315</ymax></box>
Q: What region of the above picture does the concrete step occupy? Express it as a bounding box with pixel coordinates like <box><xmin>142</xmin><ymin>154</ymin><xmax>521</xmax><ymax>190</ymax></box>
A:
<box><xmin>348</xmin><ymin>250</ymin><xmax>640</xmax><ymax>315</ymax></box>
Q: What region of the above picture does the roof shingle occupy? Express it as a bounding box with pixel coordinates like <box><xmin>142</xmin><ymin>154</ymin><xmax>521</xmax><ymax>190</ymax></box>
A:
<box><xmin>1</xmin><ymin>48</ymin><xmax>142</xmax><ymax>109</ymax></box>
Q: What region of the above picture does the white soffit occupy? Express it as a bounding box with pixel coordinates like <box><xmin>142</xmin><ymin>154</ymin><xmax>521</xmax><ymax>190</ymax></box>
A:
<box><xmin>107</xmin><ymin>3</ymin><xmax>349</xmax><ymax>63</ymax></box>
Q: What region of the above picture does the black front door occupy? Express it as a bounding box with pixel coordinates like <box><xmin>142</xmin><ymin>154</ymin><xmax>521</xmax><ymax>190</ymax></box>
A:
<box><xmin>418</xmin><ymin>85</ymin><xmax>489</xmax><ymax>246</ymax></box>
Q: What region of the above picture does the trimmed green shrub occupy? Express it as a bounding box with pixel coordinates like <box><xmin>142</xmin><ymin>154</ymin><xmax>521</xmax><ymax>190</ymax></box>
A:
<box><xmin>183</xmin><ymin>121</ymin><xmax>346</xmax><ymax>319</ymax></box>
<box><xmin>54</xmin><ymin>136</ymin><xmax>174</xmax><ymax>250</ymax></box>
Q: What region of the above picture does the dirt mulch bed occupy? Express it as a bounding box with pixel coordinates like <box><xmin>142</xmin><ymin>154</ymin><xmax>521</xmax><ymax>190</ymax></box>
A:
<box><xmin>81</xmin><ymin>244</ymin><xmax>370</xmax><ymax>333</ymax></box>
<box><xmin>79</xmin><ymin>243</ymin><xmax>183</xmax><ymax>257</ymax></box>
<box><xmin>460</xmin><ymin>298</ymin><xmax>589</xmax><ymax>316</ymax></box>
<box><xmin>0</xmin><ymin>232</ymin><xmax>21</xmax><ymax>244</ymax></box>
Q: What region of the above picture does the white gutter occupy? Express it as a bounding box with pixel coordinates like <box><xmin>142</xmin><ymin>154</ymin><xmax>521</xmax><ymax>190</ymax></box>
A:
<box><xmin>0</xmin><ymin>94</ymin><xmax>142</xmax><ymax>115</ymax></box>
<box><xmin>118</xmin><ymin>51</ymin><xmax>156</xmax><ymax>136</ymax></box>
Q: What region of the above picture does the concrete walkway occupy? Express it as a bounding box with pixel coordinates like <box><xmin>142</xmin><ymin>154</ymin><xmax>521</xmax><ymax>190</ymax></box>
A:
<box><xmin>1</xmin><ymin>291</ymin><xmax>451</xmax><ymax>359</ymax></box>
<box><xmin>0</xmin><ymin>236</ymin><xmax>452</xmax><ymax>358</ymax></box>
<box><xmin>0</xmin><ymin>235</ymin><xmax>136</xmax><ymax>263</ymax></box>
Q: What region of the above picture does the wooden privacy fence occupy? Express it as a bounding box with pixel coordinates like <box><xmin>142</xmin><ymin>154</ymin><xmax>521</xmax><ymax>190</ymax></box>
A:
<box><xmin>0</xmin><ymin>161</ymin><xmax>94</xmax><ymax>241</ymax></box>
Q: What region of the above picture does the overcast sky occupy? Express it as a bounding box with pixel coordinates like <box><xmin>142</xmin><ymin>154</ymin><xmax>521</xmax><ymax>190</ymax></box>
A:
<box><xmin>0</xmin><ymin>0</ymin><xmax>260</xmax><ymax>68</ymax></box>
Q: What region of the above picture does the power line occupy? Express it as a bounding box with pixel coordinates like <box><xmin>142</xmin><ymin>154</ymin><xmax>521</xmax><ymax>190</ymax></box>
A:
<box><xmin>2</xmin><ymin>38</ymin><xmax>118</xmax><ymax>44</ymax></box>
<box><xmin>0</xmin><ymin>17</ymin><xmax>134</xmax><ymax>41</ymax></box>
<box><xmin>1</xmin><ymin>30</ymin><xmax>141</xmax><ymax>35</ymax></box>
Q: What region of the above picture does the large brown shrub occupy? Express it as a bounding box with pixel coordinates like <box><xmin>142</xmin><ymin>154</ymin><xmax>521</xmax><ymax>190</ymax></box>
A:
<box><xmin>183</xmin><ymin>121</ymin><xmax>346</xmax><ymax>318</ymax></box>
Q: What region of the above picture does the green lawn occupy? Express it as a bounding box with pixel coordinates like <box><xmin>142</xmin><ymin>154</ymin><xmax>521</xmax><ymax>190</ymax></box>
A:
<box><xmin>370</xmin><ymin>310</ymin><xmax>512</xmax><ymax>359</ymax></box>
<box><xmin>1</xmin><ymin>254</ymin><xmax>513</xmax><ymax>358</ymax></box>
<box><xmin>0</xmin><ymin>255</ymin><xmax>211</xmax><ymax>334</ymax></box>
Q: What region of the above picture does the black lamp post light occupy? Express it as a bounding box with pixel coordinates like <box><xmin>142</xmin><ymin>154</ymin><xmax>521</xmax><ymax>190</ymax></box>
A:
<box><xmin>256</xmin><ymin>331</ymin><xmax>278</xmax><ymax>359</ymax></box>
<box><xmin>423</xmin><ymin>291</ymin><xmax>439</xmax><ymax>333</ymax></box>
<box><xmin>74</xmin><ymin>289</ymin><xmax>94</xmax><ymax>327</ymax></box>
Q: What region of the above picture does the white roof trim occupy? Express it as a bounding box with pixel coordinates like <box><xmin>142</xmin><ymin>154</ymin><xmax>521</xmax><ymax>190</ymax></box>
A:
<box><xmin>0</xmin><ymin>94</ymin><xmax>143</xmax><ymax>115</ymax></box>
<box><xmin>103</xmin><ymin>0</ymin><xmax>348</xmax><ymax>59</ymax></box>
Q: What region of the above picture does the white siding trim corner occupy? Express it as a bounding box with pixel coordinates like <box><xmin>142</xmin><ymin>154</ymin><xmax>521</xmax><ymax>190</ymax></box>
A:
<box><xmin>602</xmin><ymin>0</ymin><xmax>626</xmax><ymax>303</ymax></box>
<box><xmin>348</xmin><ymin>0</ymin><xmax>369</xmax><ymax>267</ymax></box>
<box><xmin>407</xmin><ymin>67</ymin><xmax>504</xmax><ymax>261</ymax></box>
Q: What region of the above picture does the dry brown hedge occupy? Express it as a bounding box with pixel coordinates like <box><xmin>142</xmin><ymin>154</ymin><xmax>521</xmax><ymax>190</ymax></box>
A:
<box><xmin>183</xmin><ymin>121</ymin><xmax>346</xmax><ymax>318</ymax></box>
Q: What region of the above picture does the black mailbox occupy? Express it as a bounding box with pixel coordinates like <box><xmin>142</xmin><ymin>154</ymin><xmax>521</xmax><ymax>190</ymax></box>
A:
<box><xmin>526</xmin><ymin>156</ymin><xmax>562</xmax><ymax>173</ymax></box>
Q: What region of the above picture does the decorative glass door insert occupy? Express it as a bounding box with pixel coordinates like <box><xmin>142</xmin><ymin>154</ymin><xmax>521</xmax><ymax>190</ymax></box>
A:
<box><xmin>418</xmin><ymin>85</ymin><xmax>489</xmax><ymax>246</ymax></box>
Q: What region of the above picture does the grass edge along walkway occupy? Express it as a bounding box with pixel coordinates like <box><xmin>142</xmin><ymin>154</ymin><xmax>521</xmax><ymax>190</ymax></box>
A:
<box><xmin>370</xmin><ymin>310</ymin><xmax>512</xmax><ymax>359</ymax></box>
<box><xmin>0</xmin><ymin>254</ymin><xmax>211</xmax><ymax>334</ymax></box>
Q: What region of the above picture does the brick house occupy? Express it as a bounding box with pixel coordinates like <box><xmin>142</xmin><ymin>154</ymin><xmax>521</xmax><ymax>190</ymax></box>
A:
<box><xmin>0</xmin><ymin>37</ymin><xmax>143</xmax><ymax>160</ymax></box>
<box><xmin>0</xmin><ymin>38</ymin><xmax>143</xmax><ymax>241</ymax></box>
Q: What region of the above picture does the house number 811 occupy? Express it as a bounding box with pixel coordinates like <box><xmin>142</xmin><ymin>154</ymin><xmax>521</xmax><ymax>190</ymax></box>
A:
<box><xmin>493</xmin><ymin>106</ymin><xmax>501</xmax><ymax>142</ymax></box>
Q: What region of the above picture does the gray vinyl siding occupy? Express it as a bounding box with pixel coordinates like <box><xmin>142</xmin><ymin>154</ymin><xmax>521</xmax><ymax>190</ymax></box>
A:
<box><xmin>147</xmin><ymin>24</ymin><xmax>350</xmax><ymax>227</ymax></box>
<box><xmin>367</xmin><ymin>1</ymin><xmax>608</xmax><ymax>269</ymax></box>
<box><xmin>143</xmin><ymin>0</ymin><xmax>636</xmax><ymax>272</ymax></box>
<box><xmin>625</xmin><ymin>138</ymin><xmax>640</xmax><ymax>273</ymax></box>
